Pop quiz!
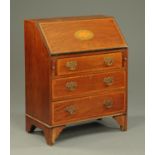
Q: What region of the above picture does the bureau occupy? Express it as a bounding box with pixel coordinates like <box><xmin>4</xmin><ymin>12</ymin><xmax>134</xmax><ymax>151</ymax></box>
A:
<box><xmin>24</xmin><ymin>15</ymin><xmax>128</xmax><ymax>145</ymax></box>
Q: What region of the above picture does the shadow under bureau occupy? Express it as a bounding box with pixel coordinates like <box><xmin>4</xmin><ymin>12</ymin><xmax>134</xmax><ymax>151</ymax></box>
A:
<box><xmin>24</xmin><ymin>15</ymin><xmax>128</xmax><ymax>145</ymax></box>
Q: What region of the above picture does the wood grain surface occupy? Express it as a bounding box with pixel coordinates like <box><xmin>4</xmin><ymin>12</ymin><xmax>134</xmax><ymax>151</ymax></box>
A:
<box><xmin>39</xmin><ymin>17</ymin><xmax>127</xmax><ymax>54</ymax></box>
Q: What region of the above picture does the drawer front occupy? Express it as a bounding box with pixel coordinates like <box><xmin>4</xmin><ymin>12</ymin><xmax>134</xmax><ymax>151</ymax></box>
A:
<box><xmin>56</xmin><ymin>52</ymin><xmax>122</xmax><ymax>76</ymax></box>
<box><xmin>52</xmin><ymin>71</ymin><xmax>125</xmax><ymax>100</ymax></box>
<box><xmin>53</xmin><ymin>92</ymin><xmax>126</xmax><ymax>124</ymax></box>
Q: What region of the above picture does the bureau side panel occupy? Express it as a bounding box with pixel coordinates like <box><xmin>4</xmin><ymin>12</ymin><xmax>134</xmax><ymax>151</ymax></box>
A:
<box><xmin>24</xmin><ymin>20</ymin><xmax>51</xmax><ymax>125</ymax></box>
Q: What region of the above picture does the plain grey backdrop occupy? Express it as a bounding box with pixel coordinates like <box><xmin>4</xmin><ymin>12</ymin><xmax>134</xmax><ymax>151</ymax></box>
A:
<box><xmin>11</xmin><ymin>0</ymin><xmax>145</xmax><ymax>155</ymax></box>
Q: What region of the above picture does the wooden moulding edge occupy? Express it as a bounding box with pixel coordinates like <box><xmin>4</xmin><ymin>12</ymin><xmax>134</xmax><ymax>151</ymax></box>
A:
<box><xmin>26</xmin><ymin>112</ymin><xmax>126</xmax><ymax>128</ymax></box>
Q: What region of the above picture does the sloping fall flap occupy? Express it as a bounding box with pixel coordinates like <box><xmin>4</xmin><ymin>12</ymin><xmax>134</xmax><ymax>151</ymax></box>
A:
<box><xmin>38</xmin><ymin>17</ymin><xmax>127</xmax><ymax>55</ymax></box>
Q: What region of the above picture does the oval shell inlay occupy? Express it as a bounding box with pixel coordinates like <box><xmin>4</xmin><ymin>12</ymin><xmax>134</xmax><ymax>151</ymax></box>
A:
<box><xmin>74</xmin><ymin>30</ymin><xmax>94</xmax><ymax>41</ymax></box>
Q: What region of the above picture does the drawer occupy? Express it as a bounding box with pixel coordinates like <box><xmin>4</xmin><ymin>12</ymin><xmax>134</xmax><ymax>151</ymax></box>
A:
<box><xmin>53</xmin><ymin>92</ymin><xmax>126</xmax><ymax>125</ymax></box>
<box><xmin>52</xmin><ymin>71</ymin><xmax>125</xmax><ymax>100</ymax></box>
<box><xmin>56</xmin><ymin>52</ymin><xmax>122</xmax><ymax>76</ymax></box>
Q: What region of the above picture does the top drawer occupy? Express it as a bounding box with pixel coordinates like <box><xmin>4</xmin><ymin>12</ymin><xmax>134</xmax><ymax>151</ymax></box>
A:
<box><xmin>56</xmin><ymin>52</ymin><xmax>122</xmax><ymax>76</ymax></box>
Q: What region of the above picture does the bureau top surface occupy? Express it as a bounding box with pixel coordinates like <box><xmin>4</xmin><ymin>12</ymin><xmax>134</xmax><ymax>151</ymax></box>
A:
<box><xmin>28</xmin><ymin>15</ymin><xmax>128</xmax><ymax>55</ymax></box>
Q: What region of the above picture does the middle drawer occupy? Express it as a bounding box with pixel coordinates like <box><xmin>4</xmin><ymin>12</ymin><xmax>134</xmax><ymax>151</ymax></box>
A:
<box><xmin>52</xmin><ymin>71</ymin><xmax>125</xmax><ymax>100</ymax></box>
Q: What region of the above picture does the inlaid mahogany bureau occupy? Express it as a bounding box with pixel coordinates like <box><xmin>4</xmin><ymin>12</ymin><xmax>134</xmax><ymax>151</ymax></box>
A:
<box><xmin>24</xmin><ymin>15</ymin><xmax>128</xmax><ymax>145</ymax></box>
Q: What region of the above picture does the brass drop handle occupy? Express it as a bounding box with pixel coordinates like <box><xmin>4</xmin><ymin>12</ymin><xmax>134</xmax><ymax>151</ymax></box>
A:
<box><xmin>66</xmin><ymin>81</ymin><xmax>77</xmax><ymax>91</ymax></box>
<box><xmin>66</xmin><ymin>61</ymin><xmax>77</xmax><ymax>71</ymax></box>
<box><xmin>65</xmin><ymin>106</ymin><xmax>76</xmax><ymax>115</ymax></box>
<box><xmin>103</xmin><ymin>99</ymin><xmax>113</xmax><ymax>109</ymax></box>
<box><xmin>103</xmin><ymin>77</ymin><xmax>113</xmax><ymax>86</ymax></box>
<box><xmin>104</xmin><ymin>57</ymin><xmax>114</xmax><ymax>66</ymax></box>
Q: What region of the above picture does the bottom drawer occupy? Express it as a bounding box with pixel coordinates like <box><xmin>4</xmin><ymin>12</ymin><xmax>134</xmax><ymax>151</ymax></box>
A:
<box><xmin>53</xmin><ymin>92</ymin><xmax>126</xmax><ymax>125</ymax></box>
